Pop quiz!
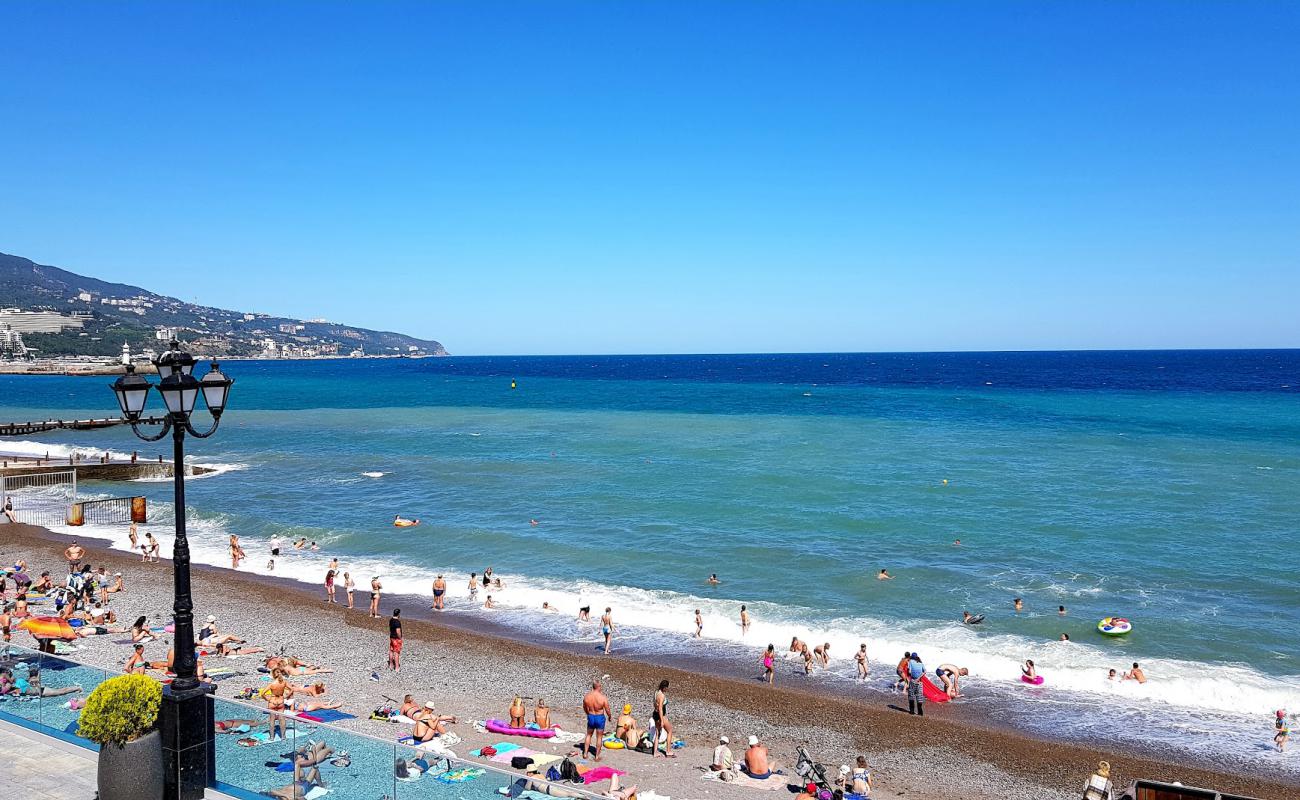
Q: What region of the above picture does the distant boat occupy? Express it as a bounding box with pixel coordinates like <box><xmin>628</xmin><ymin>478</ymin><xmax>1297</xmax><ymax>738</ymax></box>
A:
<box><xmin>362</xmin><ymin>471</ymin><xmax>385</xmax><ymax>478</ymax></box>
<box><xmin>802</xmin><ymin>392</ymin><xmax>812</xmax><ymax>397</ymax></box>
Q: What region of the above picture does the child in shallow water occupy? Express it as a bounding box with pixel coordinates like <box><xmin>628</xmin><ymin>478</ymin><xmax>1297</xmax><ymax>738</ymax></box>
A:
<box><xmin>1276</xmin><ymin>710</ymin><xmax>1290</xmax><ymax>752</ymax></box>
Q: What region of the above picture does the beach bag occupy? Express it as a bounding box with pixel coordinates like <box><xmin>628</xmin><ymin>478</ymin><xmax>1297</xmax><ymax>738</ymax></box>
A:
<box><xmin>511</xmin><ymin>755</ymin><xmax>534</xmax><ymax>770</ymax></box>
<box><xmin>559</xmin><ymin>758</ymin><xmax>581</xmax><ymax>782</ymax></box>
<box><xmin>480</xmin><ymin>746</ymin><xmax>497</xmax><ymax>757</ymax></box>
<box><xmin>546</xmin><ymin>766</ymin><xmax>562</xmax><ymax>782</ymax></box>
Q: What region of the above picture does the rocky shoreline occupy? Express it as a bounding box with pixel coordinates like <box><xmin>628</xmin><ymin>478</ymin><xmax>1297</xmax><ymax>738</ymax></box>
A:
<box><xmin>2</xmin><ymin>522</ymin><xmax>1294</xmax><ymax>800</ymax></box>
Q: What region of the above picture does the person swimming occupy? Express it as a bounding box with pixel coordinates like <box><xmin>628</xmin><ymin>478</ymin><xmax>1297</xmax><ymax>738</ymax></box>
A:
<box><xmin>962</xmin><ymin>611</ymin><xmax>985</xmax><ymax>625</ymax></box>
<box><xmin>877</xmin><ymin>569</ymin><xmax>892</xmax><ymax>580</ymax></box>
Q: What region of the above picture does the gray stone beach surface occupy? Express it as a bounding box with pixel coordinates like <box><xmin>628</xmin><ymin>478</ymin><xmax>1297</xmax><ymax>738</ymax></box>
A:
<box><xmin>4</xmin><ymin>523</ymin><xmax>1293</xmax><ymax>800</ymax></box>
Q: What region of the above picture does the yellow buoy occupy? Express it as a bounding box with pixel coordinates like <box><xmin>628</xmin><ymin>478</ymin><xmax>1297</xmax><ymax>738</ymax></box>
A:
<box><xmin>942</xmin><ymin>479</ymin><xmax>948</xmax><ymax>485</ymax></box>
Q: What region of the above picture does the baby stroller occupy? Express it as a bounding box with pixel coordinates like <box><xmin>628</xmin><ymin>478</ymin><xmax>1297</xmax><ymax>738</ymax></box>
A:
<box><xmin>794</xmin><ymin>746</ymin><xmax>835</xmax><ymax>794</ymax></box>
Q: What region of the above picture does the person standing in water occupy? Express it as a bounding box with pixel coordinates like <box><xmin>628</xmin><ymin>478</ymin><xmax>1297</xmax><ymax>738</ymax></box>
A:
<box><xmin>694</xmin><ymin>609</ymin><xmax>703</xmax><ymax>638</ymax></box>
<box><xmin>855</xmin><ymin>643</ymin><xmax>869</xmax><ymax>679</ymax></box>
<box><xmin>740</xmin><ymin>605</ymin><xmax>750</xmax><ymax>635</ymax></box>
<box><xmin>431</xmin><ymin>575</ymin><xmax>446</xmax><ymax>611</ymax></box>
<box><xmin>128</xmin><ymin>521</ymin><xmax>139</xmax><ymax>551</ymax></box>
<box><xmin>343</xmin><ymin>572</ymin><xmax>355</xmax><ymax>608</ymax></box>
<box><xmin>906</xmin><ymin>653</ymin><xmax>926</xmax><ymax>715</ymax></box>
<box><xmin>761</xmin><ymin>644</ymin><xmax>775</xmax><ymax>685</ymax></box>
<box><xmin>468</xmin><ymin>573</ymin><xmax>479</xmax><ymax>603</ymax></box>
<box><xmin>369</xmin><ymin>576</ymin><xmax>382</xmax><ymax>618</ymax></box>
<box><xmin>601</xmin><ymin>608</ymin><xmax>616</xmax><ymax>654</ymax></box>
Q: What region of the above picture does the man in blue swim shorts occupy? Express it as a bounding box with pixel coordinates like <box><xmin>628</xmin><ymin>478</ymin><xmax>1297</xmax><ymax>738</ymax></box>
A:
<box><xmin>582</xmin><ymin>679</ymin><xmax>613</xmax><ymax>762</ymax></box>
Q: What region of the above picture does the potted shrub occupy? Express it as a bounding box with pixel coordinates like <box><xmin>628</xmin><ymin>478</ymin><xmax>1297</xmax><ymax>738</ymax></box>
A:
<box><xmin>77</xmin><ymin>674</ymin><xmax>164</xmax><ymax>800</ymax></box>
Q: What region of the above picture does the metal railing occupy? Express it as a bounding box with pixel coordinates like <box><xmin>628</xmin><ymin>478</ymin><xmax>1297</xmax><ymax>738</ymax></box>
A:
<box><xmin>0</xmin><ymin>642</ymin><xmax>603</xmax><ymax>800</ymax></box>
<box><xmin>69</xmin><ymin>496</ymin><xmax>146</xmax><ymax>526</ymax></box>
<box><xmin>1</xmin><ymin>470</ymin><xmax>77</xmax><ymax>527</ymax></box>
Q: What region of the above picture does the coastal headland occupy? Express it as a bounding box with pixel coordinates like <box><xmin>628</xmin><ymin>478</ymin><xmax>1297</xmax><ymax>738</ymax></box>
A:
<box><xmin>3</xmin><ymin>522</ymin><xmax>1293</xmax><ymax>800</ymax></box>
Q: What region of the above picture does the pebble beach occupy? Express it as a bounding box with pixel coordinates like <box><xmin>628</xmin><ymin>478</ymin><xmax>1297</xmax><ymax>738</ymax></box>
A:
<box><xmin>5</xmin><ymin>522</ymin><xmax>1296</xmax><ymax>800</ymax></box>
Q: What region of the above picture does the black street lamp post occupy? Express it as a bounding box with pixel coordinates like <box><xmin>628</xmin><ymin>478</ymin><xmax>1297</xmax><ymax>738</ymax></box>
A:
<box><xmin>111</xmin><ymin>340</ymin><xmax>232</xmax><ymax>800</ymax></box>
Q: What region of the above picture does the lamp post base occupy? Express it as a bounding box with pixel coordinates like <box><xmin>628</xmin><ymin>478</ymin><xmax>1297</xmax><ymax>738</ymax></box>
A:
<box><xmin>158</xmin><ymin>683</ymin><xmax>214</xmax><ymax>800</ymax></box>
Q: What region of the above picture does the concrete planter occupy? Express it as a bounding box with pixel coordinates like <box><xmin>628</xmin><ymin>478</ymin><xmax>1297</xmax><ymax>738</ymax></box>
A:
<box><xmin>97</xmin><ymin>729</ymin><xmax>163</xmax><ymax>800</ymax></box>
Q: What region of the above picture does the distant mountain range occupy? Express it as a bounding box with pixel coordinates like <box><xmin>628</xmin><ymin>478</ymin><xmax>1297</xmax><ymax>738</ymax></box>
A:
<box><xmin>0</xmin><ymin>251</ymin><xmax>446</xmax><ymax>359</ymax></box>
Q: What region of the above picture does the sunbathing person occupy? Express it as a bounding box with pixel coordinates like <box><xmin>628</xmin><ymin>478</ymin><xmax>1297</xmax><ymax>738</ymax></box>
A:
<box><xmin>534</xmin><ymin>698</ymin><xmax>551</xmax><ymax>729</ymax></box>
<box><xmin>130</xmin><ymin>616</ymin><xmax>155</xmax><ymax>643</ymax></box>
<box><xmin>267</xmin><ymin>766</ymin><xmax>325</xmax><ymax>800</ymax></box>
<box><xmin>217</xmin><ymin>643</ymin><xmax>264</xmax><ymax>657</ymax></box>
<box><xmin>395</xmin><ymin>756</ymin><xmax>434</xmax><ymax>780</ymax></box>
<box><xmin>509</xmin><ymin>695</ymin><xmax>526</xmax><ymax>728</ymax></box>
<box><xmin>411</xmin><ymin>702</ymin><xmax>457</xmax><ymax>741</ymax></box>
<box><xmin>7</xmin><ymin>667</ymin><xmax>82</xmax><ymax>698</ymax></box>
<box><xmin>198</xmin><ymin>615</ymin><xmax>244</xmax><ymax>649</ymax></box>
<box><xmin>615</xmin><ymin>704</ymin><xmax>639</xmax><ymax>746</ymax></box>
<box><xmin>265</xmin><ymin>655</ymin><xmax>332</xmax><ymax>675</ymax></box>
<box><xmin>290</xmin><ymin>741</ymin><xmax>335</xmax><ymax>768</ymax></box>
<box><xmin>214</xmin><ymin>718</ymin><xmax>262</xmax><ymax>734</ymax></box>
<box><xmin>157</xmin><ymin>647</ymin><xmax>206</xmax><ymax>679</ymax></box>
<box><xmin>282</xmin><ymin>688</ymin><xmax>342</xmax><ymax>713</ymax></box>
<box><xmin>399</xmin><ymin>694</ymin><xmax>421</xmax><ymax>719</ymax></box>
<box><xmin>124</xmin><ymin>644</ymin><xmax>148</xmax><ymax>674</ymax></box>
<box><xmin>294</xmin><ymin>681</ymin><xmax>329</xmax><ymax>697</ymax></box>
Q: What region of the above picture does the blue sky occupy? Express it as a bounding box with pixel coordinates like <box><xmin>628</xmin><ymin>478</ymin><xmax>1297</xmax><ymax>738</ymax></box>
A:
<box><xmin>1</xmin><ymin>2</ymin><xmax>1297</xmax><ymax>354</ymax></box>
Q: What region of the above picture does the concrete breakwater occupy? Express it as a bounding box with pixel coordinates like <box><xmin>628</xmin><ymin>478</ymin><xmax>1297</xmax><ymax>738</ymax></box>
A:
<box><xmin>0</xmin><ymin>456</ymin><xmax>216</xmax><ymax>480</ymax></box>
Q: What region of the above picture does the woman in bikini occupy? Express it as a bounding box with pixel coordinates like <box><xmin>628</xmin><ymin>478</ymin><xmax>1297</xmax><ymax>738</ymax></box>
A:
<box><xmin>509</xmin><ymin>696</ymin><xmax>527</xmax><ymax>728</ymax></box>
<box><xmin>324</xmin><ymin>569</ymin><xmax>336</xmax><ymax>603</ymax></box>
<box><xmin>266</xmin><ymin>669</ymin><xmax>294</xmax><ymax>741</ymax></box>
<box><xmin>344</xmin><ymin>572</ymin><xmax>355</xmax><ymax>608</ymax></box>
<box><xmin>229</xmin><ymin>535</ymin><xmax>245</xmax><ymax>568</ymax></box>
<box><xmin>369</xmin><ymin>577</ymin><xmax>382</xmax><ymax>618</ymax></box>
<box><xmin>652</xmin><ymin>680</ymin><xmax>675</xmax><ymax>758</ymax></box>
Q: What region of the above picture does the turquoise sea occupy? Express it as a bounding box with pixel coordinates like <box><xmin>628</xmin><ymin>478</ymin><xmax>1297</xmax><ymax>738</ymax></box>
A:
<box><xmin>2</xmin><ymin>351</ymin><xmax>1298</xmax><ymax>773</ymax></box>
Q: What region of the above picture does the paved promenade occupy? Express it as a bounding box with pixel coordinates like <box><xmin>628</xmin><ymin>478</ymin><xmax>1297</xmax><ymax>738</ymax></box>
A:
<box><xmin>0</xmin><ymin>724</ymin><xmax>96</xmax><ymax>800</ymax></box>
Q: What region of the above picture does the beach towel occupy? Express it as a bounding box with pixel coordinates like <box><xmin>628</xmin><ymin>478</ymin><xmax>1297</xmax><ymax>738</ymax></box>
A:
<box><xmin>581</xmin><ymin>766</ymin><xmax>625</xmax><ymax>784</ymax></box>
<box><xmin>730</xmin><ymin>773</ymin><xmax>786</xmax><ymax>791</ymax></box>
<box><xmin>471</xmin><ymin>741</ymin><xmax>521</xmax><ymax>757</ymax></box>
<box><xmin>304</xmin><ymin>788</ymin><xmax>329</xmax><ymax>800</ymax></box>
<box><xmin>297</xmin><ymin>709</ymin><xmax>355</xmax><ymax>723</ymax></box>
<box><xmin>548</xmin><ymin>728</ymin><xmax>585</xmax><ymax>745</ymax></box>
<box><xmin>236</xmin><ymin>731</ymin><xmax>282</xmax><ymax>747</ymax></box>
<box><xmin>416</xmin><ymin>738</ymin><xmax>457</xmax><ymax>759</ymax></box>
<box><xmin>525</xmin><ymin>752</ymin><xmax>562</xmax><ymax>770</ymax></box>
<box><xmin>427</xmin><ymin>731</ymin><xmax>460</xmax><ymax>746</ymax></box>
<box><xmin>433</xmin><ymin>768</ymin><xmax>484</xmax><ymax>784</ymax></box>
<box><xmin>490</xmin><ymin>746</ymin><xmax>536</xmax><ymax>764</ymax></box>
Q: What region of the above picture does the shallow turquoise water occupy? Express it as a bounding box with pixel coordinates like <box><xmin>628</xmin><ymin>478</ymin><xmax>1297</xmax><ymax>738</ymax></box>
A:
<box><xmin>3</xmin><ymin>352</ymin><xmax>1299</xmax><ymax>770</ymax></box>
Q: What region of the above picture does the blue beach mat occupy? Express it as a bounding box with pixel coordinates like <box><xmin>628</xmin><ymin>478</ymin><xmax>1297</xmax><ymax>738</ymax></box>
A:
<box><xmin>301</xmin><ymin>709</ymin><xmax>354</xmax><ymax>723</ymax></box>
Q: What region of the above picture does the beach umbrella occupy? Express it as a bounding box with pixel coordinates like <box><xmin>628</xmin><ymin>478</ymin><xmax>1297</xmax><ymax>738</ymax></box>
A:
<box><xmin>17</xmin><ymin>616</ymin><xmax>77</xmax><ymax>641</ymax></box>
